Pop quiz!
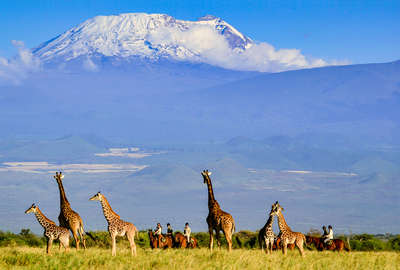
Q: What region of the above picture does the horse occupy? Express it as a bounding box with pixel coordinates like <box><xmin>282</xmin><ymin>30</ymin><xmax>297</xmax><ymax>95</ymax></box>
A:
<box><xmin>148</xmin><ymin>230</ymin><xmax>173</xmax><ymax>249</ymax></box>
<box><xmin>306</xmin><ymin>235</ymin><xmax>350</xmax><ymax>252</ymax></box>
<box><xmin>174</xmin><ymin>232</ymin><xmax>198</xmax><ymax>248</ymax></box>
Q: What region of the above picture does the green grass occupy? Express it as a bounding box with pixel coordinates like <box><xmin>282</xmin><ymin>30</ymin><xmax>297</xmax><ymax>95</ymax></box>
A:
<box><xmin>0</xmin><ymin>247</ymin><xmax>399</xmax><ymax>270</ymax></box>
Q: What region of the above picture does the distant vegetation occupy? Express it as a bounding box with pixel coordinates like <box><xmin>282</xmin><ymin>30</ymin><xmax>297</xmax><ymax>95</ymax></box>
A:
<box><xmin>1</xmin><ymin>229</ymin><xmax>399</xmax><ymax>252</ymax></box>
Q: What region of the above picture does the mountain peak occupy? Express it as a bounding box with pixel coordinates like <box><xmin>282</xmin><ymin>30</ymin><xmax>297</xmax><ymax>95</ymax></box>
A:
<box><xmin>33</xmin><ymin>12</ymin><xmax>252</xmax><ymax>63</ymax></box>
<box><xmin>197</xmin><ymin>15</ymin><xmax>220</xmax><ymax>21</ymax></box>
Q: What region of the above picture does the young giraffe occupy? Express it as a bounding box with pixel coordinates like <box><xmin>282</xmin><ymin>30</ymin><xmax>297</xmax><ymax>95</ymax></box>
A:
<box><xmin>90</xmin><ymin>192</ymin><xmax>138</xmax><ymax>256</ymax></box>
<box><xmin>53</xmin><ymin>172</ymin><xmax>86</xmax><ymax>250</ymax></box>
<box><xmin>258</xmin><ymin>204</ymin><xmax>275</xmax><ymax>254</ymax></box>
<box><xmin>201</xmin><ymin>170</ymin><xmax>235</xmax><ymax>252</ymax></box>
<box><xmin>25</xmin><ymin>203</ymin><xmax>70</xmax><ymax>254</ymax></box>
<box><xmin>271</xmin><ymin>201</ymin><xmax>306</xmax><ymax>257</ymax></box>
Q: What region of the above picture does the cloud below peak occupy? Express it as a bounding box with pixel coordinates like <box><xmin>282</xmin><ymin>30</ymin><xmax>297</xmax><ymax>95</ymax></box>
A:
<box><xmin>147</xmin><ymin>24</ymin><xmax>348</xmax><ymax>72</ymax></box>
<box><xmin>0</xmin><ymin>41</ymin><xmax>41</xmax><ymax>85</ymax></box>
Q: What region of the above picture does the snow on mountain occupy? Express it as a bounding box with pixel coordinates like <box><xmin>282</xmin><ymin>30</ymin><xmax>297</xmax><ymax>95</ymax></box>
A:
<box><xmin>32</xmin><ymin>13</ymin><xmax>331</xmax><ymax>72</ymax></box>
<box><xmin>33</xmin><ymin>13</ymin><xmax>251</xmax><ymax>62</ymax></box>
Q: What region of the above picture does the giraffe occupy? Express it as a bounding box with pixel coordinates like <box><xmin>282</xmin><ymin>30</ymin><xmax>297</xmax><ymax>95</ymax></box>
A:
<box><xmin>258</xmin><ymin>204</ymin><xmax>275</xmax><ymax>254</ymax></box>
<box><xmin>25</xmin><ymin>203</ymin><xmax>70</xmax><ymax>254</ymax></box>
<box><xmin>201</xmin><ymin>170</ymin><xmax>235</xmax><ymax>252</ymax></box>
<box><xmin>270</xmin><ymin>201</ymin><xmax>306</xmax><ymax>257</ymax></box>
<box><xmin>53</xmin><ymin>172</ymin><xmax>86</xmax><ymax>250</ymax></box>
<box><xmin>89</xmin><ymin>192</ymin><xmax>138</xmax><ymax>256</ymax></box>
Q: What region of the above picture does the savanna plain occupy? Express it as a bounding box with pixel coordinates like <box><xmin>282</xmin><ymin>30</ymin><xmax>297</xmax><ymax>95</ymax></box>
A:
<box><xmin>1</xmin><ymin>247</ymin><xmax>399</xmax><ymax>270</ymax></box>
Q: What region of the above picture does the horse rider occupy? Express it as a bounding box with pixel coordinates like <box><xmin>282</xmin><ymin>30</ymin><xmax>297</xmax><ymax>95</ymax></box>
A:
<box><xmin>323</xmin><ymin>225</ymin><xmax>334</xmax><ymax>247</ymax></box>
<box><xmin>166</xmin><ymin>223</ymin><xmax>173</xmax><ymax>237</ymax></box>
<box><xmin>184</xmin><ymin>222</ymin><xmax>191</xmax><ymax>245</ymax></box>
<box><xmin>154</xmin><ymin>223</ymin><xmax>163</xmax><ymax>246</ymax></box>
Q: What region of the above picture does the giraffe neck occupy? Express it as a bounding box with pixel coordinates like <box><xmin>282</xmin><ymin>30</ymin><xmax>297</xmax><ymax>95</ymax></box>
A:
<box><xmin>99</xmin><ymin>195</ymin><xmax>120</xmax><ymax>223</ymax></box>
<box><xmin>56</xmin><ymin>178</ymin><xmax>70</xmax><ymax>208</ymax></box>
<box><xmin>34</xmin><ymin>208</ymin><xmax>55</xmax><ymax>229</ymax></box>
<box><xmin>265</xmin><ymin>214</ymin><xmax>274</xmax><ymax>229</ymax></box>
<box><xmin>277</xmin><ymin>211</ymin><xmax>291</xmax><ymax>232</ymax></box>
<box><xmin>206</xmin><ymin>179</ymin><xmax>219</xmax><ymax>209</ymax></box>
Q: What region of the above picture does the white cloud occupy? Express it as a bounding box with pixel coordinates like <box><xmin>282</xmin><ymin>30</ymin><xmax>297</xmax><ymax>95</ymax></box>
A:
<box><xmin>147</xmin><ymin>24</ymin><xmax>346</xmax><ymax>72</ymax></box>
<box><xmin>0</xmin><ymin>161</ymin><xmax>147</xmax><ymax>174</ymax></box>
<box><xmin>0</xmin><ymin>41</ymin><xmax>41</xmax><ymax>85</ymax></box>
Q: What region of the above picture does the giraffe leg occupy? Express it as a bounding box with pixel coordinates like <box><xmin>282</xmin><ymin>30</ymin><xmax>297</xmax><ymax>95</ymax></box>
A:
<box><xmin>72</xmin><ymin>228</ymin><xmax>80</xmax><ymax>250</ymax></box>
<box><xmin>79</xmin><ymin>225</ymin><xmax>86</xmax><ymax>250</ymax></box>
<box><xmin>282</xmin><ymin>241</ymin><xmax>288</xmax><ymax>255</ymax></box>
<box><xmin>111</xmin><ymin>234</ymin><xmax>117</xmax><ymax>256</ymax></box>
<box><xmin>127</xmin><ymin>231</ymin><xmax>137</xmax><ymax>256</ymax></box>
<box><xmin>46</xmin><ymin>236</ymin><xmax>54</xmax><ymax>255</ymax></box>
<box><xmin>296</xmin><ymin>239</ymin><xmax>305</xmax><ymax>257</ymax></box>
<box><xmin>215</xmin><ymin>229</ymin><xmax>221</xmax><ymax>249</ymax></box>
<box><xmin>63</xmin><ymin>236</ymin><xmax>70</xmax><ymax>252</ymax></box>
<box><xmin>208</xmin><ymin>227</ymin><xmax>214</xmax><ymax>251</ymax></box>
<box><xmin>223</xmin><ymin>229</ymin><xmax>232</xmax><ymax>252</ymax></box>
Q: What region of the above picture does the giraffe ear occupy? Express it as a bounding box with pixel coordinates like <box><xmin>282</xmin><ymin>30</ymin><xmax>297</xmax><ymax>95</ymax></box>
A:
<box><xmin>207</xmin><ymin>171</ymin><xmax>212</xmax><ymax>176</ymax></box>
<box><xmin>60</xmin><ymin>173</ymin><xmax>64</xmax><ymax>179</ymax></box>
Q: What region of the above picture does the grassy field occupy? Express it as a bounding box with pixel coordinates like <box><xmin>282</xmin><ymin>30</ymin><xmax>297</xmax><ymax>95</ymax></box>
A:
<box><xmin>0</xmin><ymin>247</ymin><xmax>399</xmax><ymax>270</ymax></box>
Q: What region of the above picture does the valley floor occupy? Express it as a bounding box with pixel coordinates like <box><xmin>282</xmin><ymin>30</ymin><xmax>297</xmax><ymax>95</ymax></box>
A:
<box><xmin>0</xmin><ymin>247</ymin><xmax>399</xmax><ymax>270</ymax></box>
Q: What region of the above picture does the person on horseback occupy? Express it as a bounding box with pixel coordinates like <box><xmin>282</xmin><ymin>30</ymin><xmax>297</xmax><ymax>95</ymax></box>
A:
<box><xmin>184</xmin><ymin>222</ymin><xmax>191</xmax><ymax>246</ymax></box>
<box><xmin>323</xmin><ymin>225</ymin><xmax>334</xmax><ymax>248</ymax></box>
<box><xmin>166</xmin><ymin>223</ymin><xmax>173</xmax><ymax>237</ymax></box>
<box><xmin>154</xmin><ymin>223</ymin><xmax>163</xmax><ymax>247</ymax></box>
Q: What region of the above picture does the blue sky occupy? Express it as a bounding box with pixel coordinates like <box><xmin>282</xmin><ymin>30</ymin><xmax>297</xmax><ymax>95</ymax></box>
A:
<box><xmin>0</xmin><ymin>0</ymin><xmax>399</xmax><ymax>64</ymax></box>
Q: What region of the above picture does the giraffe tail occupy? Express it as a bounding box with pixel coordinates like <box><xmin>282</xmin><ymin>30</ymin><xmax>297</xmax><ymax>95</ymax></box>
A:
<box><xmin>85</xmin><ymin>231</ymin><xmax>97</xmax><ymax>241</ymax></box>
<box><xmin>79</xmin><ymin>220</ymin><xmax>96</xmax><ymax>241</ymax></box>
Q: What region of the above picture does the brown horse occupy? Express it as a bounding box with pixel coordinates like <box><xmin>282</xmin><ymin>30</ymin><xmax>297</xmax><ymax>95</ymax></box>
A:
<box><xmin>306</xmin><ymin>236</ymin><xmax>350</xmax><ymax>252</ymax></box>
<box><xmin>274</xmin><ymin>237</ymin><xmax>295</xmax><ymax>251</ymax></box>
<box><xmin>174</xmin><ymin>232</ymin><xmax>198</xmax><ymax>248</ymax></box>
<box><xmin>148</xmin><ymin>230</ymin><xmax>173</xmax><ymax>249</ymax></box>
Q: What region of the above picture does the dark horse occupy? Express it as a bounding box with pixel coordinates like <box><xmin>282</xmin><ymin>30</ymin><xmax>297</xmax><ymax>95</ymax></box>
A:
<box><xmin>148</xmin><ymin>230</ymin><xmax>173</xmax><ymax>249</ymax></box>
<box><xmin>306</xmin><ymin>236</ymin><xmax>350</xmax><ymax>252</ymax></box>
<box><xmin>174</xmin><ymin>232</ymin><xmax>198</xmax><ymax>248</ymax></box>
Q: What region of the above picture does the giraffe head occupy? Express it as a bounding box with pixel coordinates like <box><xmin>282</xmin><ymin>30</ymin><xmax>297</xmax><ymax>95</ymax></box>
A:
<box><xmin>201</xmin><ymin>170</ymin><xmax>212</xmax><ymax>184</ymax></box>
<box><xmin>270</xmin><ymin>201</ymin><xmax>284</xmax><ymax>216</ymax></box>
<box><xmin>53</xmin><ymin>171</ymin><xmax>64</xmax><ymax>181</ymax></box>
<box><xmin>25</xmin><ymin>203</ymin><xmax>38</xmax><ymax>214</ymax></box>
<box><xmin>89</xmin><ymin>191</ymin><xmax>103</xmax><ymax>202</ymax></box>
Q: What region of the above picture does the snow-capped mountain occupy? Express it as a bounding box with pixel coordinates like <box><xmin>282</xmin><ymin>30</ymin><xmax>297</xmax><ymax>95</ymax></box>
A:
<box><xmin>33</xmin><ymin>13</ymin><xmax>253</xmax><ymax>63</ymax></box>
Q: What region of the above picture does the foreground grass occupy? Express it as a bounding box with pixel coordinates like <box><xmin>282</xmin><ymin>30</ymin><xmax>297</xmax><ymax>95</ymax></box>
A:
<box><xmin>0</xmin><ymin>247</ymin><xmax>399</xmax><ymax>270</ymax></box>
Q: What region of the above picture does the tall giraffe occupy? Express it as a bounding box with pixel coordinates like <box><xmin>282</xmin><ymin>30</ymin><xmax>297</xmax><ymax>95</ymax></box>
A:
<box><xmin>270</xmin><ymin>201</ymin><xmax>306</xmax><ymax>257</ymax></box>
<box><xmin>258</xmin><ymin>204</ymin><xmax>275</xmax><ymax>254</ymax></box>
<box><xmin>25</xmin><ymin>203</ymin><xmax>70</xmax><ymax>254</ymax></box>
<box><xmin>90</xmin><ymin>192</ymin><xmax>138</xmax><ymax>256</ymax></box>
<box><xmin>201</xmin><ymin>170</ymin><xmax>235</xmax><ymax>252</ymax></box>
<box><xmin>53</xmin><ymin>172</ymin><xmax>86</xmax><ymax>250</ymax></box>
